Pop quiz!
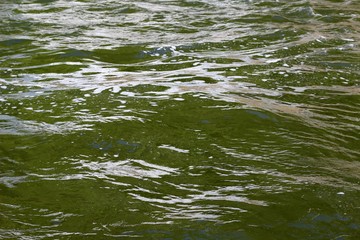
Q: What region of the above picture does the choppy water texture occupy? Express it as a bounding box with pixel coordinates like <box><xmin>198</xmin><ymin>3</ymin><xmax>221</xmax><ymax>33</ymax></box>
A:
<box><xmin>1</xmin><ymin>0</ymin><xmax>360</xmax><ymax>239</ymax></box>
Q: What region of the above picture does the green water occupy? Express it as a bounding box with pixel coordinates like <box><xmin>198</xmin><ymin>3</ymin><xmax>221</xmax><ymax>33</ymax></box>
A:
<box><xmin>1</xmin><ymin>0</ymin><xmax>360</xmax><ymax>239</ymax></box>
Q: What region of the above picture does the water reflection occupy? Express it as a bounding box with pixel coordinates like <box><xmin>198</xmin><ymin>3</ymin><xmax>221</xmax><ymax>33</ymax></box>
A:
<box><xmin>80</xmin><ymin>158</ymin><xmax>178</xmax><ymax>179</ymax></box>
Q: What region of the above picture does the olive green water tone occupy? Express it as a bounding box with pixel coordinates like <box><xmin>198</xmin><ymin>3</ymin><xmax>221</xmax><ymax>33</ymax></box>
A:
<box><xmin>1</xmin><ymin>0</ymin><xmax>360</xmax><ymax>239</ymax></box>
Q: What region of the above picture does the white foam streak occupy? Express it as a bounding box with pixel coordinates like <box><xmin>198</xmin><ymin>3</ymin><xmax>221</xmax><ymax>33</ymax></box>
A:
<box><xmin>158</xmin><ymin>144</ymin><xmax>190</xmax><ymax>153</ymax></box>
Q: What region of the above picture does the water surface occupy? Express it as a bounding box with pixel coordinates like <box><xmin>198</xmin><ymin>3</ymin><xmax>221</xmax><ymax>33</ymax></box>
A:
<box><xmin>1</xmin><ymin>0</ymin><xmax>360</xmax><ymax>239</ymax></box>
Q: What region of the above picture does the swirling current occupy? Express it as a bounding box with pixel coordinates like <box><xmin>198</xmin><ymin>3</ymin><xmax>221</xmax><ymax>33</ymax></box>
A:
<box><xmin>0</xmin><ymin>0</ymin><xmax>360</xmax><ymax>239</ymax></box>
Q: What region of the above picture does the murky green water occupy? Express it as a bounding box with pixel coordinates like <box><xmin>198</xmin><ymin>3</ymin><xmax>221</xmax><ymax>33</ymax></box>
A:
<box><xmin>1</xmin><ymin>0</ymin><xmax>360</xmax><ymax>239</ymax></box>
